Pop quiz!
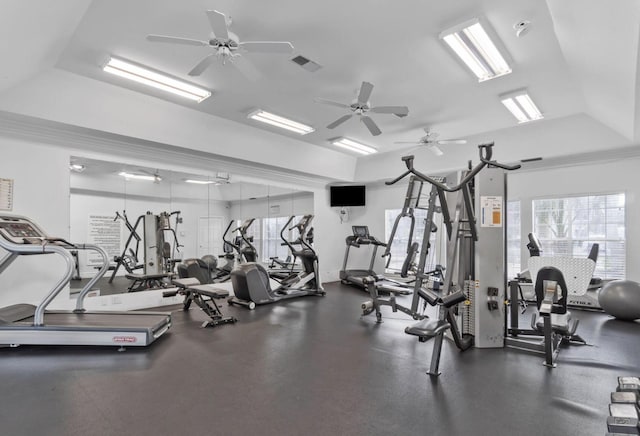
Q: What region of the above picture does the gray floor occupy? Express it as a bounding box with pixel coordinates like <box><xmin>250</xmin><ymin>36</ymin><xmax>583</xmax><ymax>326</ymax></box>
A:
<box><xmin>1</xmin><ymin>282</ymin><xmax>638</xmax><ymax>436</ymax></box>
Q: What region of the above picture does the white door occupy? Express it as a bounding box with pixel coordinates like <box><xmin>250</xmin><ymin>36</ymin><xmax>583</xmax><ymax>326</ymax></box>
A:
<box><xmin>197</xmin><ymin>216</ymin><xmax>224</xmax><ymax>258</ymax></box>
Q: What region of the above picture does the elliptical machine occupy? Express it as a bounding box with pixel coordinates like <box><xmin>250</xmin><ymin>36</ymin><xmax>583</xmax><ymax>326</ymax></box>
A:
<box><xmin>228</xmin><ymin>214</ymin><xmax>325</xmax><ymax>309</ymax></box>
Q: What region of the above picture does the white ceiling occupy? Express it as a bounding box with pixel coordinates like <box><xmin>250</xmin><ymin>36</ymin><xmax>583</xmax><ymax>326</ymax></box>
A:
<box><xmin>1</xmin><ymin>0</ymin><xmax>639</xmax><ymax>180</ymax></box>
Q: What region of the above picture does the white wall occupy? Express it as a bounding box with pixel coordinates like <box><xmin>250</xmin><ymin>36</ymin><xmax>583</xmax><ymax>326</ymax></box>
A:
<box><xmin>508</xmin><ymin>157</ymin><xmax>640</xmax><ymax>281</ymax></box>
<box><xmin>0</xmin><ymin>138</ymin><xmax>70</xmax><ymax>306</ymax></box>
<box><xmin>310</xmin><ymin>184</ymin><xmax>408</xmax><ymax>282</ymax></box>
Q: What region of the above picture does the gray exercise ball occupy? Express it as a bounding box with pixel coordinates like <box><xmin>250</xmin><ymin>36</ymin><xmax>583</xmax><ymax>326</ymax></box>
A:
<box><xmin>598</xmin><ymin>280</ymin><xmax>640</xmax><ymax>321</ymax></box>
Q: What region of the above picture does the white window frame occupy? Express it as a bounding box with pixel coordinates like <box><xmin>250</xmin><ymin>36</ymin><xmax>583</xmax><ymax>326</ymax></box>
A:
<box><xmin>532</xmin><ymin>192</ymin><xmax>625</xmax><ymax>280</ymax></box>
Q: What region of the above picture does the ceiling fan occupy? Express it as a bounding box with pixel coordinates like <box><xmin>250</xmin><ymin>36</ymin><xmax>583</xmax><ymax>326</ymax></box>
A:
<box><xmin>146</xmin><ymin>10</ymin><xmax>294</xmax><ymax>80</ymax></box>
<box><xmin>315</xmin><ymin>81</ymin><xmax>409</xmax><ymax>136</ymax></box>
<box><xmin>394</xmin><ymin>128</ymin><xmax>467</xmax><ymax>156</ymax></box>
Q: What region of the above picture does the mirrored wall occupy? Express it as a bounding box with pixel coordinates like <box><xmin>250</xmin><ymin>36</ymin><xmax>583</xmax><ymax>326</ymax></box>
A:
<box><xmin>69</xmin><ymin>156</ymin><xmax>314</xmax><ymax>295</ymax></box>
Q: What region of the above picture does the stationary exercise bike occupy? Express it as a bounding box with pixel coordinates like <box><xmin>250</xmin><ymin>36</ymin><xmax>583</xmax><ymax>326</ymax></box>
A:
<box><xmin>228</xmin><ymin>214</ymin><xmax>325</xmax><ymax>309</ymax></box>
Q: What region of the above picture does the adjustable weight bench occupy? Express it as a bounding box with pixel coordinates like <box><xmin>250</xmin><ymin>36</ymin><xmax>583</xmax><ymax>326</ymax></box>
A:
<box><xmin>166</xmin><ymin>278</ymin><xmax>237</xmax><ymax>328</ymax></box>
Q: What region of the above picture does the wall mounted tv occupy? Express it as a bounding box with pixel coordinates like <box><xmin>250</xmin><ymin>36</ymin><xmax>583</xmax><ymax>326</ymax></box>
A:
<box><xmin>330</xmin><ymin>185</ymin><xmax>366</xmax><ymax>207</ymax></box>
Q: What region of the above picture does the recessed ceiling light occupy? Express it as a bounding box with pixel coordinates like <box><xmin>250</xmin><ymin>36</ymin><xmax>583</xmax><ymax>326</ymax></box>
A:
<box><xmin>247</xmin><ymin>110</ymin><xmax>315</xmax><ymax>135</ymax></box>
<box><xmin>69</xmin><ymin>164</ymin><xmax>85</xmax><ymax>172</ymax></box>
<box><xmin>331</xmin><ymin>137</ymin><xmax>377</xmax><ymax>155</ymax></box>
<box><xmin>103</xmin><ymin>56</ymin><xmax>211</xmax><ymax>102</ymax></box>
<box><xmin>440</xmin><ymin>18</ymin><xmax>511</xmax><ymax>82</ymax></box>
<box><xmin>500</xmin><ymin>90</ymin><xmax>543</xmax><ymax>123</ymax></box>
<box><xmin>118</xmin><ymin>171</ymin><xmax>161</xmax><ymax>182</ymax></box>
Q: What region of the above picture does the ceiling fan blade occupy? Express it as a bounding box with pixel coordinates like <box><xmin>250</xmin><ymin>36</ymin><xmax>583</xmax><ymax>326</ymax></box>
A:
<box><xmin>188</xmin><ymin>54</ymin><xmax>217</xmax><ymax>76</ymax></box>
<box><xmin>314</xmin><ymin>98</ymin><xmax>350</xmax><ymax>109</ymax></box>
<box><xmin>207</xmin><ymin>10</ymin><xmax>229</xmax><ymax>40</ymax></box>
<box><xmin>357</xmin><ymin>81</ymin><xmax>374</xmax><ymax>104</ymax></box>
<box><xmin>146</xmin><ymin>34</ymin><xmax>208</xmax><ymax>46</ymax></box>
<box><xmin>370</xmin><ymin>106</ymin><xmax>409</xmax><ymax>117</ymax></box>
<box><xmin>327</xmin><ymin>114</ymin><xmax>353</xmax><ymax>129</ymax></box>
<box><xmin>231</xmin><ymin>55</ymin><xmax>261</xmax><ymax>82</ymax></box>
<box><xmin>437</xmin><ymin>139</ymin><xmax>467</xmax><ymax>145</ymax></box>
<box><xmin>429</xmin><ymin>144</ymin><xmax>444</xmax><ymax>156</ymax></box>
<box><xmin>239</xmin><ymin>41</ymin><xmax>294</xmax><ymax>53</ymax></box>
<box><xmin>361</xmin><ymin>115</ymin><xmax>382</xmax><ymax>136</ymax></box>
<box><xmin>393</xmin><ymin>141</ymin><xmax>421</xmax><ymax>144</ymax></box>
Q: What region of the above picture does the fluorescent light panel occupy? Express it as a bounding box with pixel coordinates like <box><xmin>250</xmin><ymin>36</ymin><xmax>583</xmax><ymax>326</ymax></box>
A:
<box><xmin>500</xmin><ymin>90</ymin><xmax>543</xmax><ymax>123</ymax></box>
<box><xmin>118</xmin><ymin>171</ymin><xmax>160</xmax><ymax>182</ymax></box>
<box><xmin>103</xmin><ymin>57</ymin><xmax>211</xmax><ymax>102</ymax></box>
<box><xmin>185</xmin><ymin>179</ymin><xmax>216</xmax><ymax>185</ymax></box>
<box><xmin>440</xmin><ymin>19</ymin><xmax>511</xmax><ymax>82</ymax></box>
<box><xmin>331</xmin><ymin>138</ymin><xmax>377</xmax><ymax>155</ymax></box>
<box><xmin>248</xmin><ymin>110</ymin><xmax>315</xmax><ymax>135</ymax></box>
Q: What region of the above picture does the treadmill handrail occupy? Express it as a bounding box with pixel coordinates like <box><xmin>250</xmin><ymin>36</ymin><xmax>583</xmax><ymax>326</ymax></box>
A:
<box><xmin>74</xmin><ymin>244</ymin><xmax>110</xmax><ymax>312</ymax></box>
<box><xmin>33</xmin><ymin>245</ymin><xmax>75</xmax><ymax>326</ymax></box>
<box><xmin>0</xmin><ymin>215</ymin><xmax>108</xmax><ymax>325</ymax></box>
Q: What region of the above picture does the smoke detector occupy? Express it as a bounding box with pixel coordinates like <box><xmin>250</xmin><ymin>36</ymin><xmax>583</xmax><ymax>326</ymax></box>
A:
<box><xmin>514</xmin><ymin>20</ymin><xmax>531</xmax><ymax>38</ymax></box>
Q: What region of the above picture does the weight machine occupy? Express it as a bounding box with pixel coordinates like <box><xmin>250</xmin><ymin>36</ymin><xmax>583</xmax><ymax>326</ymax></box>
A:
<box><xmin>109</xmin><ymin>210</ymin><xmax>183</xmax><ymax>291</ymax></box>
<box><xmin>362</xmin><ymin>143</ymin><xmax>520</xmax><ymax>376</ymax></box>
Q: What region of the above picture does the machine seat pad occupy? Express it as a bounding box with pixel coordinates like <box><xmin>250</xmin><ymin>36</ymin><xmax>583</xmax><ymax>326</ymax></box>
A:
<box><xmin>126</xmin><ymin>273</ymin><xmax>170</xmax><ymax>280</ymax></box>
<box><xmin>536</xmin><ymin>319</ymin><xmax>572</xmax><ymax>335</ymax></box>
<box><xmin>172</xmin><ymin>277</ymin><xmax>200</xmax><ymax>288</ymax></box>
<box><xmin>188</xmin><ymin>284</ymin><xmax>229</xmax><ymax>299</ymax></box>
<box><xmin>405</xmin><ymin>318</ymin><xmax>450</xmax><ymax>338</ymax></box>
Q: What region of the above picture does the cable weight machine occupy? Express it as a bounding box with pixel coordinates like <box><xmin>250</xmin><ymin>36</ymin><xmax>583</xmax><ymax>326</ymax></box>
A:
<box><xmin>362</xmin><ymin>143</ymin><xmax>520</xmax><ymax>375</ymax></box>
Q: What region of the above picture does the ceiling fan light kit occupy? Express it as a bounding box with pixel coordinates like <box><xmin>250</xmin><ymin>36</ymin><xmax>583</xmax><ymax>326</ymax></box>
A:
<box><xmin>440</xmin><ymin>18</ymin><xmax>512</xmax><ymax>82</ymax></box>
<box><xmin>393</xmin><ymin>128</ymin><xmax>467</xmax><ymax>156</ymax></box>
<box><xmin>316</xmin><ymin>81</ymin><xmax>409</xmax><ymax>136</ymax></box>
<box><xmin>500</xmin><ymin>89</ymin><xmax>543</xmax><ymax>123</ymax></box>
<box><xmin>103</xmin><ymin>56</ymin><xmax>211</xmax><ymax>102</ymax></box>
<box><xmin>146</xmin><ymin>10</ymin><xmax>294</xmax><ymax>80</ymax></box>
<box><xmin>248</xmin><ymin>110</ymin><xmax>315</xmax><ymax>135</ymax></box>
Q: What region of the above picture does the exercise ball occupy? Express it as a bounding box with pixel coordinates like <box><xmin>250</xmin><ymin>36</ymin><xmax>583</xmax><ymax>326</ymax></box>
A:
<box><xmin>598</xmin><ymin>280</ymin><xmax>640</xmax><ymax>321</ymax></box>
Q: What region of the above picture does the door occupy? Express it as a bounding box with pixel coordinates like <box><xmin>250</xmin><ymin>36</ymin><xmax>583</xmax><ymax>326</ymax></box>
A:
<box><xmin>197</xmin><ymin>216</ymin><xmax>224</xmax><ymax>258</ymax></box>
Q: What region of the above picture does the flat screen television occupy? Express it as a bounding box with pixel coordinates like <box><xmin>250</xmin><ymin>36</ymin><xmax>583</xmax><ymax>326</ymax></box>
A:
<box><xmin>330</xmin><ymin>185</ymin><xmax>366</xmax><ymax>207</ymax></box>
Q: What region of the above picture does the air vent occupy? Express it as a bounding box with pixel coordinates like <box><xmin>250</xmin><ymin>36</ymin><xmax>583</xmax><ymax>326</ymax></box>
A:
<box><xmin>290</xmin><ymin>55</ymin><xmax>322</xmax><ymax>72</ymax></box>
<box><xmin>520</xmin><ymin>157</ymin><xmax>543</xmax><ymax>163</ymax></box>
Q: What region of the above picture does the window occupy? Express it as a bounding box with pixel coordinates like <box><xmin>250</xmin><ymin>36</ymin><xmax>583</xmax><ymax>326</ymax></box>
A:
<box><xmin>261</xmin><ymin>216</ymin><xmax>292</xmax><ymax>263</ymax></box>
<box><xmin>384</xmin><ymin>208</ymin><xmax>441</xmax><ymax>272</ymax></box>
<box><xmin>506</xmin><ymin>200</ymin><xmax>521</xmax><ymax>279</ymax></box>
<box><xmin>237</xmin><ymin>219</ymin><xmax>261</xmax><ymax>261</ymax></box>
<box><xmin>532</xmin><ymin>193</ymin><xmax>625</xmax><ymax>279</ymax></box>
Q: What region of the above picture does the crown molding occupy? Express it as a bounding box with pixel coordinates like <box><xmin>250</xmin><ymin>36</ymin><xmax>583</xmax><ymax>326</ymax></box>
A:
<box><xmin>0</xmin><ymin>110</ymin><xmax>332</xmax><ymax>190</ymax></box>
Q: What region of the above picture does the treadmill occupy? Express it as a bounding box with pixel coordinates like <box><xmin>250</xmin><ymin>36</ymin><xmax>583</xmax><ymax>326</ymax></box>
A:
<box><xmin>0</xmin><ymin>214</ymin><xmax>171</xmax><ymax>348</ymax></box>
<box><xmin>339</xmin><ymin>225</ymin><xmax>411</xmax><ymax>295</ymax></box>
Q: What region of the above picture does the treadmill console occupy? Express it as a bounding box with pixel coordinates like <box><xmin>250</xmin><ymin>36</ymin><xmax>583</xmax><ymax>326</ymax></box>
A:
<box><xmin>352</xmin><ymin>226</ymin><xmax>370</xmax><ymax>238</ymax></box>
<box><xmin>0</xmin><ymin>216</ymin><xmax>47</xmax><ymax>244</ymax></box>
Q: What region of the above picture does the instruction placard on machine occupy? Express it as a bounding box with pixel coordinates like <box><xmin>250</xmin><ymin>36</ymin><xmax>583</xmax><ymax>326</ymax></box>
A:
<box><xmin>0</xmin><ymin>178</ymin><xmax>14</xmax><ymax>211</ymax></box>
<box><xmin>480</xmin><ymin>196</ymin><xmax>502</xmax><ymax>228</ymax></box>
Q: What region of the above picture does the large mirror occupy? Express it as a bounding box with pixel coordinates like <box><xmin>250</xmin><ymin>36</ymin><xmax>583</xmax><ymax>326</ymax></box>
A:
<box><xmin>68</xmin><ymin>156</ymin><xmax>314</xmax><ymax>298</ymax></box>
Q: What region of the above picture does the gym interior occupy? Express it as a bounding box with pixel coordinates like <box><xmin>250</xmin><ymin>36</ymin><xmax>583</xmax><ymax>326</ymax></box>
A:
<box><xmin>1</xmin><ymin>1</ymin><xmax>639</xmax><ymax>435</ymax></box>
